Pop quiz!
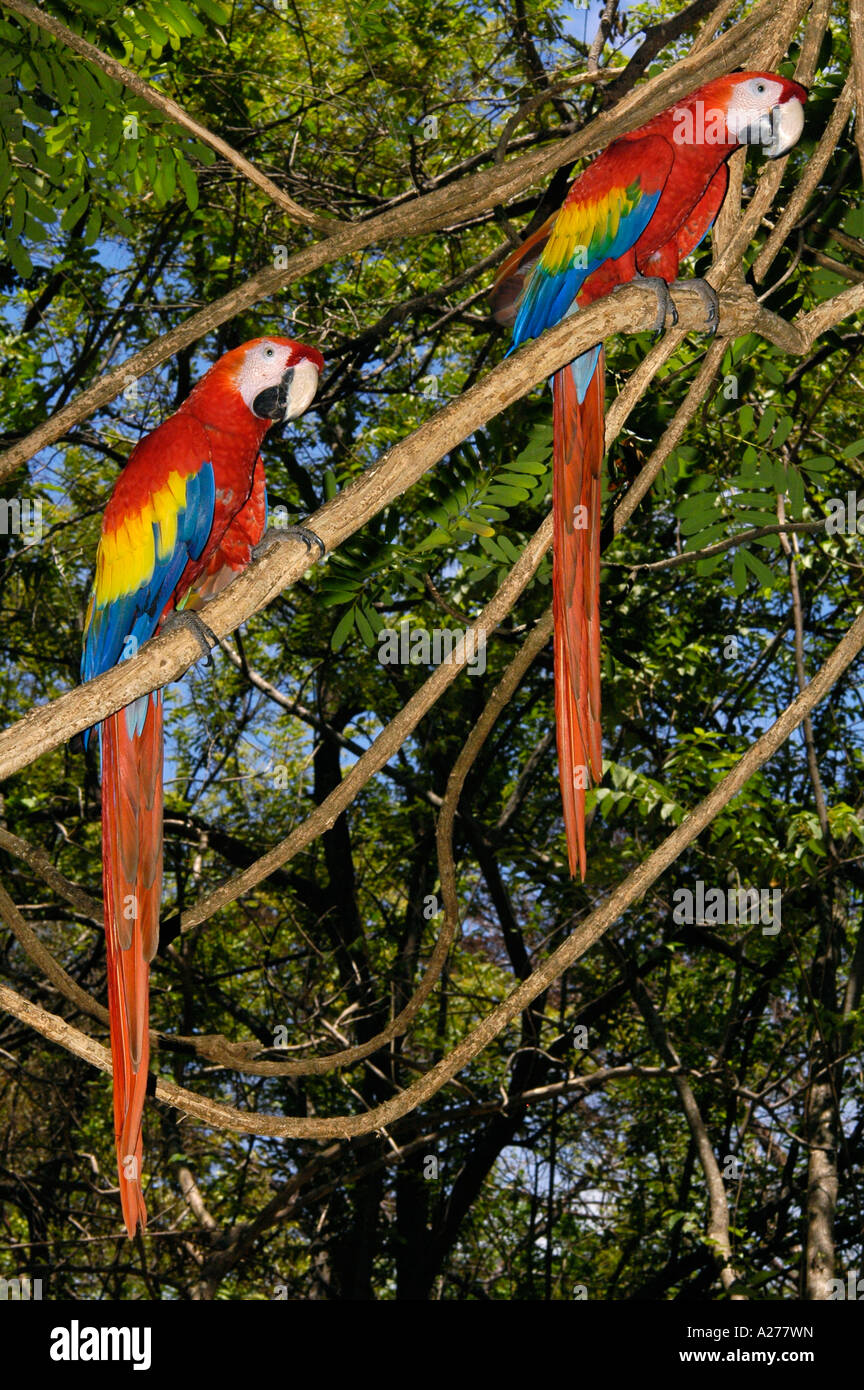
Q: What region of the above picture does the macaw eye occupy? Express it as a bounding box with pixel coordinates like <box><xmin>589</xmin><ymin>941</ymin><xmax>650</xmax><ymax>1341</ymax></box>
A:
<box><xmin>264</xmin><ymin>346</ymin><xmax>275</xmax><ymax>358</ymax></box>
<box><xmin>755</xmin><ymin>82</ymin><xmax>766</xmax><ymax>93</ymax></box>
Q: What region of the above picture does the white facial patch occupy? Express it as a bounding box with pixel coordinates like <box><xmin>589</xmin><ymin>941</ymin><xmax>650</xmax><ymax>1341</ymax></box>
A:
<box><xmin>237</xmin><ymin>342</ymin><xmax>296</xmax><ymax>414</ymax></box>
<box><xmin>724</xmin><ymin>78</ymin><xmax>786</xmax><ymax>149</ymax></box>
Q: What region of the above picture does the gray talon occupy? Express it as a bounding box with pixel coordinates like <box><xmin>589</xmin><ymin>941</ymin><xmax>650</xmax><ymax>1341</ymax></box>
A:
<box><xmin>634</xmin><ymin>274</ymin><xmax>675</xmax><ymax>334</ymax></box>
<box><xmin>673</xmin><ymin>277</ymin><xmax>720</xmax><ymax>335</ymax></box>
<box><xmin>252</xmin><ymin>525</ymin><xmax>326</xmax><ymax>561</ymax></box>
<box><xmin>161</xmin><ymin>610</ymin><xmax>218</xmax><ymax>666</ymax></box>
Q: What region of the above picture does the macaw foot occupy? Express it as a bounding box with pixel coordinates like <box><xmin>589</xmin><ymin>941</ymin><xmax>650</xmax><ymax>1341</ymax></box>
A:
<box><xmin>632</xmin><ymin>274</ymin><xmax>677</xmax><ymax>335</ymax></box>
<box><xmin>672</xmin><ymin>277</ymin><xmax>720</xmax><ymax>335</ymax></box>
<box><xmin>252</xmin><ymin>524</ymin><xmax>326</xmax><ymax>562</ymax></box>
<box><xmin>160</xmin><ymin>609</ymin><xmax>218</xmax><ymax>667</ymax></box>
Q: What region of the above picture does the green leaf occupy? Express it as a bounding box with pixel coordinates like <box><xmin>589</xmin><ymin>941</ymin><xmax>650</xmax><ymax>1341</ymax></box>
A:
<box><xmin>60</xmin><ymin>189</ymin><xmax>89</xmax><ymax>232</ymax></box>
<box><xmin>756</xmin><ymin>406</ymin><xmax>777</xmax><ymax>442</ymax></box>
<box><xmin>83</xmin><ymin>205</ymin><xmax>101</xmax><ymax>245</ymax></box>
<box><xmin>478</xmin><ymin>535</ymin><xmax>507</xmax><ymax>561</ymax></box>
<box><xmin>176</xmin><ymin>157</ymin><xmax>199</xmax><ymax>210</ymax></box>
<box><xmin>416</xmin><ymin>527</ymin><xmax>452</xmax><ymax>551</ymax></box>
<box><xmin>136</xmin><ymin>11</ymin><xmax>170</xmax><ymax>54</ymax></box>
<box><xmin>355</xmin><ymin>604</ymin><xmax>375</xmax><ymax>646</ymax></box>
<box><xmin>786</xmin><ymin>465</ymin><xmax>805</xmax><ymax>515</ymax></box>
<box><xmin>741</xmin><ymin>547</ymin><xmax>776</xmax><ymax>589</ymax></box>
<box><xmin>680</xmin><ymin>510</ymin><xmax>722</xmax><ymax>537</ymax></box>
<box><xmin>484</xmin><ymin>485</ymin><xmax>531</xmax><ymax>506</ymax></box>
<box><xmin>727</xmin><ymin>490</ymin><xmax>774</xmax><ymax>509</ymax></box>
<box><xmin>331</xmin><ymin>607</ymin><xmax>356</xmax><ymax>651</ymax></box>
<box><xmin>683</xmin><ymin>522</ymin><xmax>728</xmax><ymax>550</ymax></box>
<box><xmin>10</xmin><ymin>183</ymin><xmax>26</xmax><ymax>238</ymax></box>
<box><xmin>732</xmin><ymin>548</ymin><xmax>747</xmax><ymax>594</ymax></box>
<box><xmin>799</xmin><ymin>455</ymin><xmax>834</xmax><ymax>473</ymax></box>
<box><xmin>456</xmin><ymin>516</ymin><xmax>495</xmax><ymax>537</ymax></box>
<box><xmin>196</xmin><ymin>0</ymin><xmax>231</xmax><ymax>22</ymax></box>
<box><xmin>495</xmin><ymin>471</ymin><xmax>541</xmax><ymax>489</ymax></box>
<box><xmin>677</xmin><ymin>490</ymin><xmax>721</xmax><ymax>517</ymax></box>
<box><xmin>497</xmin><ymin>536</ymin><xmax>523</xmax><ymax>563</ymax></box>
<box><xmin>509</xmin><ymin>456</ymin><xmax>551</xmax><ymax>475</ymax></box>
<box><xmin>6</xmin><ymin>234</ymin><xmax>32</xmax><ymax>278</ymax></box>
<box><xmin>152</xmin><ymin>151</ymin><xmax>177</xmax><ymax>204</ymax></box>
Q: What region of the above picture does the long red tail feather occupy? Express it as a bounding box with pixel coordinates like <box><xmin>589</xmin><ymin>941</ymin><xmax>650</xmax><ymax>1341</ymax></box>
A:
<box><xmin>101</xmin><ymin>692</ymin><xmax>163</xmax><ymax>1236</ymax></box>
<box><xmin>552</xmin><ymin>355</ymin><xmax>605</xmax><ymax>878</ymax></box>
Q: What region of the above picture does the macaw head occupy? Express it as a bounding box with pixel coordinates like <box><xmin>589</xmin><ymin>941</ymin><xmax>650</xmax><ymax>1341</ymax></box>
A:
<box><xmin>232</xmin><ymin>337</ymin><xmax>325</xmax><ymax>421</ymax></box>
<box><xmin>186</xmin><ymin>336</ymin><xmax>325</xmax><ymax>431</ymax></box>
<box><xmin>689</xmin><ymin>72</ymin><xmax>807</xmax><ymax>159</ymax></box>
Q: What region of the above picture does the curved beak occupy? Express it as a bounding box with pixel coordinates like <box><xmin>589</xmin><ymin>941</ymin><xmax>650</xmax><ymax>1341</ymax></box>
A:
<box><xmin>283</xmin><ymin>356</ymin><xmax>321</xmax><ymax>419</ymax></box>
<box><xmin>252</xmin><ymin>356</ymin><xmax>320</xmax><ymax>421</ymax></box>
<box><xmin>765</xmin><ymin>96</ymin><xmax>805</xmax><ymax>158</ymax></box>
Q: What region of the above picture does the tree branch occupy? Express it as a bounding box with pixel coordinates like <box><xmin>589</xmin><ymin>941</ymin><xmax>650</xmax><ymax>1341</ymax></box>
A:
<box><xmin>0</xmin><ymin>0</ymin><xmax>794</xmax><ymax>482</ymax></box>
<box><xmin>6</xmin><ymin>542</ymin><xmax>864</xmax><ymax>1139</ymax></box>
<box><xmin>0</xmin><ymin>284</ymin><xmax>790</xmax><ymax>784</ymax></box>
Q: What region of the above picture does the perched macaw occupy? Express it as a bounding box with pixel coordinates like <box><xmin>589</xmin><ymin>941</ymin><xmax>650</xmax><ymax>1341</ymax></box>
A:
<box><xmin>82</xmin><ymin>337</ymin><xmax>324</xmax><ymax>1236</ymax></box>
<box><xmin>493</xmin><ymin>73</ymin><xmax>806</xmax><ymax>878</ymax></box>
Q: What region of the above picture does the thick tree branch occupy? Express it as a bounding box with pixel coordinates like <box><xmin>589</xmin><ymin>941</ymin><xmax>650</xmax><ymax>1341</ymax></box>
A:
<box><xmin>0</xmin><ymin>0</ymin><xmax>796</xmax><ymax>483</ymax></box>
<box><xmin>0</xmin><ymin>284</ymin><xmax>794</xmax><ymax>784</ymax></box>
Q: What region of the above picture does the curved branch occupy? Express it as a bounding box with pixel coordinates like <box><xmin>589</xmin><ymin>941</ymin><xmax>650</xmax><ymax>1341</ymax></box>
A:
<box><xmin>0</xmin><ymin>880</ymin><xmax>107</xmax><ymax>1024</ymax></box>
<box><xmin>0</xmin><ymin>0</ymin><xmax>792</xmax><ymax>483</ymax></box>
<box><xmin>610</xmin><ymin>520</ymin><xmax>828</xmax><ymax>572</ymax></box>
<box><xmin>0</xmin><ymin>284</ymin><xmax>785</xmax><ymax>785</ymax></box>
<box><xmin>0</xmin><ymin>0</ymin><xmax>335</xmax><ymax>232</ymax></box>
<box><xmin>5</xmin><ymin>585</ymin><xmax>864</xmax><ymax>1138</ymax></box>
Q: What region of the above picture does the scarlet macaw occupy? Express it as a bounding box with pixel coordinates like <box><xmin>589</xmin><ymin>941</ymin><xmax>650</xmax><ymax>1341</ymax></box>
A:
<box><xmin>494</xmin><ymin>73</ymin><xmax>806</xmax><ymax>877</ymax></box>
<box><xmin>82</xmin><ymin>337</ymin><xmax>324</xmax><ymax>1236</ymax></box>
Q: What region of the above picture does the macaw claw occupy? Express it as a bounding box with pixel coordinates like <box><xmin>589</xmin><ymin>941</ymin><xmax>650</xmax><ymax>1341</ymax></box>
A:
<box><xmin>252</xmin><ymin>525</ymin><xmax>326</xmax><ymax>561</ymax></box>
<box><xmin>673</xmin><ymin>277</ymin><xmax>720</xmax><ymax>334</ymax></box>
<box><xmin>632</xmin><ymin>274</ymin><xmax>677</xmax><ymax>335</ymax></box>
<box><xmin>160</xmin><ymin>609</ymin><xmax>219</xmax><ymax>666</ymax></box>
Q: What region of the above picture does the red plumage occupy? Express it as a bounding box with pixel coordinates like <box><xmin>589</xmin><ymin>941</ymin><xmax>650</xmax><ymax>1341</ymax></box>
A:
<box><xmin>84</xmin><ymin>337</ymin><xmax>323</xmax><ymax>1235</ymax></box>
<box><xmin>495</xmin><ymin>73</ymin><xmax>806</xmax><ymax>877</ymax></box>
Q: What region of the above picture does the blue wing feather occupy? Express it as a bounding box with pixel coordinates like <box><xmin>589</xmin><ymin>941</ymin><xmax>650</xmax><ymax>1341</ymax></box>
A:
<box><xmin>81</xmin><ymin>463</ymin><xmax>216</xmax><ymax>743</ymax></box>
